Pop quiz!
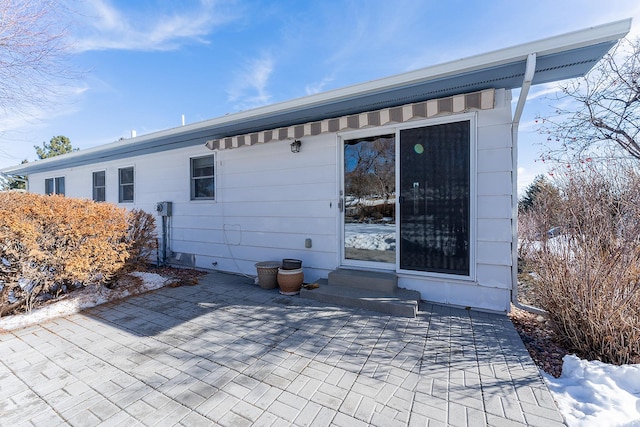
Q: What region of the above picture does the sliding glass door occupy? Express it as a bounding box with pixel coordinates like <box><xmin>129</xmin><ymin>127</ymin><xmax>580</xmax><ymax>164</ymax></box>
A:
<box><xmin>342</xmin><ymin>134</ymin><xmax>396</xmax><ymax>265</ymax></box>
<box><xmin>340</xmin><ymin>118</ymin><xmax>472</xmax><ymax>276</ymax></box>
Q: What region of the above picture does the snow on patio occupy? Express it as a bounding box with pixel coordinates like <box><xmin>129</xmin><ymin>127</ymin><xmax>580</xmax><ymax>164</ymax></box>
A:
<box><xmin>0</xmin><ymin>272</ymin><xmax>174</xmax><ymax>332</ymax></box>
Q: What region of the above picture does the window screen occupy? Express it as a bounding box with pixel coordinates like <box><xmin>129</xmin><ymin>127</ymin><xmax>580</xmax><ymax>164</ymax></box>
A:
<box><xmin>399</xmin><ymin>120</ymin><xmax>470</xmax><ymax>275</ymax></box>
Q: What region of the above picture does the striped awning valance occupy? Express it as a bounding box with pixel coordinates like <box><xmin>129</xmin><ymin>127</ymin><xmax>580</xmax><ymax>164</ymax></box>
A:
<box><xmin>205</xmin><ymin>89</ymin><xmax>494</xmax><ymax>150</ymax></box>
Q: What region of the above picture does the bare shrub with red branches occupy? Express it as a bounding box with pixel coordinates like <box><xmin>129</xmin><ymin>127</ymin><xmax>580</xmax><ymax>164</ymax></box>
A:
<box><xmin>520</xmin><ymin>164</ymin><xmax>640</xmax><ymax>365</ymax></box>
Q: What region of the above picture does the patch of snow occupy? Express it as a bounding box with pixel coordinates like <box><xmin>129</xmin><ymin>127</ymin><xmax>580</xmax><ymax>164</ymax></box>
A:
<box><xmin>544</xmin><ymin>355</ymin><xmax>640</xmax><ymax>426</ymax></box>
<box><xmin>344</xmin><ymin>223</ymin><xmax>395</xmax><ymax>251</ymax></box>
<box><xmin>519</xmin><ymin>236</ymin><xmax>576</xmax><ymax>259</ymax></box>
<box><xmin>18</xmin><ymin>278</ymin><xmax>34</xmax><ymax>293</ymax></box>
<box><xmin>7</xmin><ymin>290</ymin><xmax>17</xmax><ymax>304</ymax></box>
<box><xmin>0</xmin><ymin>272</ymin><xmax>175</xmax><ymax>332</ymax></box>
<box><xmin>345</xmin><ymin>196</ymin><xmax>395</xmax><ymax>207</ymax></box>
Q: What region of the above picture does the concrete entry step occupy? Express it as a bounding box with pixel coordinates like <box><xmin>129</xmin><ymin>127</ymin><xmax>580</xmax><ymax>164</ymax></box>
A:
<box><xmin>300</xmin><ymin>278</ymin><xmax>420</xmax><ymax>318</ymax></box>
<box><xmin>328</xmin><ymin>268</ymin><xmax>397</xmax><ymax>293</ymax></box>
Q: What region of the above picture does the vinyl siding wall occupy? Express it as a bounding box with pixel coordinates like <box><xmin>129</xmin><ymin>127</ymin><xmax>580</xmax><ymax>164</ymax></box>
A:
<box><xmin>25</xmin><ymin>89</ymin><xmax>515</xmax><ymax>312</ymax></box>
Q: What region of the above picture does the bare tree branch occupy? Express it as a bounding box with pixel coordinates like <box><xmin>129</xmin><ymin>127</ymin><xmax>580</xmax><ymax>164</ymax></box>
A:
<box><xmin>0</xmin><ymin>0</ymin><xmax>78</xmax><ymax>118</ymax></box>
<box><xmin>538</xmin><ymin>38</ymin><xmax>640</xmax><ymax>162</ymax></box>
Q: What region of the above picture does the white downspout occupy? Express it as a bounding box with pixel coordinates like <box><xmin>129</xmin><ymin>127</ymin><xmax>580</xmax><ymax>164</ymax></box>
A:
<box><xmin>511</xmin><ymin>53</ymin><xmax>545</xmax><ymax>314</ymax></box>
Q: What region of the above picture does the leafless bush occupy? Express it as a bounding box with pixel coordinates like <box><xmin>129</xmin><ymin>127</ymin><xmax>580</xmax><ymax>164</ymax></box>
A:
<box><xmin>125</xmin><ymin>209</ymin><xmax>157</xmax><ymax>270</ymax></box>
<box><xmin>520</xmin><ymin>163</ymin><xmax>640</xmax><ymax>365</ymax></box>
<box><xmin>518</xmin><ymin>179</ymin><xmax>562</xmax><ymax>261</ymax></box>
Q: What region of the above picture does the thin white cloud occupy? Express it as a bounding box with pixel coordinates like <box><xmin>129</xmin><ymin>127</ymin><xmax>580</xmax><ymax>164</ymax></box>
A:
<box><xmin>305</xmin><ymin>76</ymin><xmax>335</xmax><ymax>96</ymax></box>
<box><xmin>0</xmin><ymin>78</ymin><xmax>88</xmax><ymax>165</ymax></box>
<box><xmin>227</xmin><ymin>54</ymin><xmax>274</xmax><ymax>110</ymax></box>
<box><xmin>1</xmin><ymin>85</ymin><xmax>88</xmax><ymax>134</ymax></box>
<box><xmin>69</xmin><ymin>0</ymin><xmax>235</xmax><ymax>52</ymax></box>
<box><xmin>526</xmin><ymin>83</ymin><xmax>563</xmax><ymax>102</ymax></box>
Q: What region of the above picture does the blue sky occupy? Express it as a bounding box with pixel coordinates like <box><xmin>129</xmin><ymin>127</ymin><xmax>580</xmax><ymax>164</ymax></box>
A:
<box><xmin>1</xmin><ymin>0</ymin><xmax>639</xmax><ymax>193</ymax></box>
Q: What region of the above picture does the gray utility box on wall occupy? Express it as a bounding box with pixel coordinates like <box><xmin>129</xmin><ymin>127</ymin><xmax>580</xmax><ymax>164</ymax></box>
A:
<box><xmin>156</xmin><ymin>201</ymin><xmax>172</xmax><ymax>216</ymax></box>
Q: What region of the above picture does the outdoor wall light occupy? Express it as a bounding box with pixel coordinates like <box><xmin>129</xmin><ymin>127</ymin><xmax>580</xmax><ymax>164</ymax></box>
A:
<box><xmin>290</xmin><ymin>139</ymin><xmax>302</xmax><ymax>153</ymax></box>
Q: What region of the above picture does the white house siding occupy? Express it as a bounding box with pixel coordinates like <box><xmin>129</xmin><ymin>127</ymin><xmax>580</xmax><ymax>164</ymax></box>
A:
<box><xmin>200</xmin><ymin>133</ymin><xmax>338</xmax><ymax>282</ymax></box>
<box><xmin>24</xmin><ymin>89</ymin><xmax>514</xmax><ymax>313</ymax></box>
<box><xmin>26</xmin><ymin>134</ymin><xmax>339</xmax><ymax>284</ymax></box>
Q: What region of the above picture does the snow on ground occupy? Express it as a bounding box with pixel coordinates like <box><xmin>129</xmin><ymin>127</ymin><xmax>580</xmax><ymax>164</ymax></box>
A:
<box><xmin>344</xmin><ymin>222</ymin><xmax>395</xmax><ymax>251</ymax></box>
<box><xmin>544</xmin><ymin>355</ymin><xmax>640</xmax><ymax>426</ymax></box>
<box><xmin>0</xmin><ymin>272</ymin><xmax>175</xmax><ymax>332</ymax></box>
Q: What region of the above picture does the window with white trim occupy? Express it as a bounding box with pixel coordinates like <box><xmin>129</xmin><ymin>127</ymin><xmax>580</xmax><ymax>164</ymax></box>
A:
<box><xmin>118</xmin><ymin>167</ymin><xmax>134</xmax><ymax>203</ymax></box>
<box><xmin>190</xmin><ymin>155</ymin><xmax>215</xmax><ymax>200</ymax></box>
<box><xmin>93</xmin><ymin>171</ymin><xmax>106</xmax><ymax>202</ymax></box>
<box><xmin>45</xmin><ymin>177</ymin><xmax>65</xmax><ymax>195</ymax></box>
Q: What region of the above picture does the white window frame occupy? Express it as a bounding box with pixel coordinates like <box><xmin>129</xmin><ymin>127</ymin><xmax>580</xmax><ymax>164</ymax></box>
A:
<box><xmin>118</xmin><ymin>166</ymin><xmax>134</xmax><ymax>203</ymax></box>
<box><xmin>337</xmin><ymin>125</ymin><xmax>398</xmax><ymax>271</ymax></box>
<box><xmin>395</xmin><ymin>113</ymin><xmax>477</xmax><ymax>281</ymax></box>
<box><xmin>190</xmin><ymin>155</ymin><xmax>216</xmax><ymax>201</ymax></box>
<box><xmin>45</xmin><ymin>176</ymin><xmax>65</xmax><ymax>195</ymax></box>
<box><xmin>337</xmin><ymin>113</ymin><xmax>477</xmax><ymax>281</ymax></box>
<box><xmin>92</xmin><ymin>170</ymin><xmax>106</xmax><ymax>202</ymax></box>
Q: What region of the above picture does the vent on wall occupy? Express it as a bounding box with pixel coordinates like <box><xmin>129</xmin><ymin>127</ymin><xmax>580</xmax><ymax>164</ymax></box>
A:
<box><xmin>168</xmin><ymin>252</ymin><xmax>196</xmax><ymax>267</ymax></box>
<box><xmin>205</xmin><ymin>89</ymin><xmax>495</xmax><ymax>151</ymax></box>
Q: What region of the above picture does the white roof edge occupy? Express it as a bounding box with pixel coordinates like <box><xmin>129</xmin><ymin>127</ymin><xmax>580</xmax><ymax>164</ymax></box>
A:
<box><xmin>2</xmin><ymin>19</ymin><xmax>631</xmax><ymax>174</ymax></box>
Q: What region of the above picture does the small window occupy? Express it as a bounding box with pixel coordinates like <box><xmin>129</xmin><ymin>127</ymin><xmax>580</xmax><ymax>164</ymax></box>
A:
<box><xmin>191</xmin><ymin>155</ymin><xmax>215</xmax><ymax>200</ymax></box>
<box><xmin>55</xmin><ymin>177</ymin><xmax>65</xmax><ymax>196</ymax></box>
<box><xmin>45</xmin><ymin>177</ymin><xmax>65</xmax><ymax>195</ymax></box>
<box><xmin>118</xmin><ymin>167</ymin><xmax>134</xmax><ymax>203</ymax></box>
<box><xmin>45</xmin><ymin>178</ymin><xmax>54</xmax><ymax>195</ymax></box>
<box><xmin>93</xmin><ymin>171</ymin><xmax>106</xmax><ymax>202</ymax></box>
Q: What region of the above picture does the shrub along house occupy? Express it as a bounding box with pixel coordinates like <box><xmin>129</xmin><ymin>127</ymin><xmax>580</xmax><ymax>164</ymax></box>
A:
<box><xmin>2</xmin><ymin>20</ymin><xmax>630</xmax><ymax>315</ymax></box>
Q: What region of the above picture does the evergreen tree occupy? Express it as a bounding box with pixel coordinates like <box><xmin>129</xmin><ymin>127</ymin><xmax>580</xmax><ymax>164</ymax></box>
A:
<box><xmin>519</xmin><ymin>175</ymin><xmax>558</xmax><ymax>213</ymax></box>
<box><xmin>34</xmin><ymin>135</ymin><xmax>77</xmax><ymax>159</ymax></box>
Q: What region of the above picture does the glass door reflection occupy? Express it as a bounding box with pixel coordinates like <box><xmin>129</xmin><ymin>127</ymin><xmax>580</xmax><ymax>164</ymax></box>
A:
<box><xmin>343</xmin><ymin>134</ymin><xmax>396</xmax><ymax>264</ymax></box>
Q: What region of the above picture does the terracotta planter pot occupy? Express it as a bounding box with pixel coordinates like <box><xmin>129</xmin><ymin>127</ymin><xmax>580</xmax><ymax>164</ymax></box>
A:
<box><xmin>277</xmin><ymin>267</ymin><xmax>304</xmax><ymax>295</ymax></box>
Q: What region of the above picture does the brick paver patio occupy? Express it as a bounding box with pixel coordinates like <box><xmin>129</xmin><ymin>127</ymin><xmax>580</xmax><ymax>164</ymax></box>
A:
<box><xmin>0</xmin><ymin>272</ymin><xmax>565</xmax><ymax>426</ymax></box>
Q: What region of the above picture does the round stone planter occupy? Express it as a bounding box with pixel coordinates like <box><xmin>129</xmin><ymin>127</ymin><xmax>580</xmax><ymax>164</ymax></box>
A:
<box><xmin>281</xmin><ymin>258</ymin><xmax>302</xmax><ymax>270</ymax></box>
<box><xmin>277</xmin><ymin>267</ymin><xmax>304</xmax><ymax>295</ymax></box>
<box><xmin>255</xmin><ymin>261</ymin><xmax>281</xmax><ymax>289</ymax></box>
